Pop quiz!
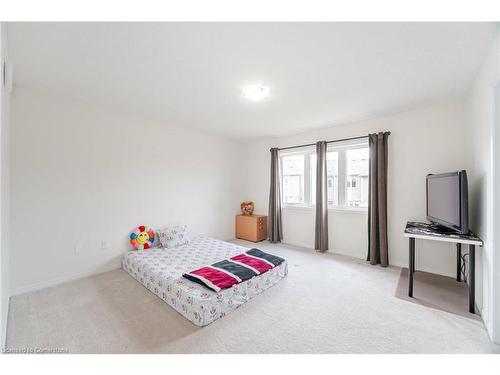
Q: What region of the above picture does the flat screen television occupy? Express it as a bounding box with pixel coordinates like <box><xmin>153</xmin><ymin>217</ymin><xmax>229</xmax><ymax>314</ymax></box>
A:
<box><xmin>426</xmin><ymin>170</ymin><xmax>469</xmax><ymax>234</ymax></box>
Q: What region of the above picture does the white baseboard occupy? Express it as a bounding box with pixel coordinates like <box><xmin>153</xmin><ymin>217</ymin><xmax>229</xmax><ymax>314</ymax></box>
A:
<box><xmin>1</xmin><ymin>294</ymin><xmax>8</xmax><ymax>349</ymax></box>
<box><xmin>10</xmin><ymin>262</ymin><xmax>122</xmax><ymax>296</ymax></box>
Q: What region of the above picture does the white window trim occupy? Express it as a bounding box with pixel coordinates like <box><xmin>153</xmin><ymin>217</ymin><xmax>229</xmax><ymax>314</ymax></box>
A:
<box><xmin>280</xmin><ymin>140</ymin><xmax>369</xmax><ymax>212</ymax></box>
<box><xmin>280</xmin><ymin>148</ymin><xmax>315</xmax><ymax>208</ymax></box>
<box><xmin>328</xmin><ymin>141</ymin><xmax>368</xmax><ymax>211</ymax></box>
<box><xmin>282</xmin><ymin>205</ymin><xmax>368</xmax><ymax>214</ymax></box>
<box><xmin>337</xmin><ymin>148</ymin><xmax>347</xmax><ymax>208</ymax></box>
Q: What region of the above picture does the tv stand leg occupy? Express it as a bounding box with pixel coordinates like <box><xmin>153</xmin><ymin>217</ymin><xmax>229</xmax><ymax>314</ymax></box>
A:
<box><xmin>456</xmin><ymin>243</ymin><xmax>462</xmax><ymax>282</ymax></box>
<box><xmin>469</xmin><ymin>245</ymin><xmax>475</xmax><ymax>314</ymax></box>
<box><xmin>408</xmin><ymin>237</ymin><xmax>415</xmax><ymax>298</ymax></box>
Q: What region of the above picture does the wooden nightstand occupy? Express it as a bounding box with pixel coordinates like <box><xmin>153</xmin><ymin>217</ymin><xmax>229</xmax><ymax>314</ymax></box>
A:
<box><xmin>235</xmin><ymin>214</ymin><xmax>267</xmax><ymax>242</ymax></box>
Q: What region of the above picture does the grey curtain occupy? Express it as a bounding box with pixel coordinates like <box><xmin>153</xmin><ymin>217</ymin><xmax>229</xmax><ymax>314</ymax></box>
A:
<box><xmin>268</xmin><ymin>148</ymin><xmax>283</xmax><ymax>243</ymax></box>
<box><xmin>315</xmin><ymin>141</ymin><xmax>329</xmax><ymax>251</ymax></box>
<box><xmin>367</xmin><ymin>132</ymin><xmax>390</xmax><ymax>266</ymax></box>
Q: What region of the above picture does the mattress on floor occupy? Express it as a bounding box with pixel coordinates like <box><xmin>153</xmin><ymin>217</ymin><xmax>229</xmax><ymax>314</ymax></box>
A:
<box><xmin>122</xmin><ymin>236</ymin><xmax>288</xmax><ymax>326</ymax></box>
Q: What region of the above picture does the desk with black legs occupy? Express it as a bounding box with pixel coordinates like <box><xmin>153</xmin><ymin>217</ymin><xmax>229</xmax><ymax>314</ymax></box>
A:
<box><xmin>403</xmin><ymin>221</ymin><xmax>483</xmax><ymax>314</ymax></box>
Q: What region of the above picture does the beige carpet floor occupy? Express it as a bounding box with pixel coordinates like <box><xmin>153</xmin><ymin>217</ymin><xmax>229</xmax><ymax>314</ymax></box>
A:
<box><xmin>395</xmin><ymin>268</ymin><xmax>480</xmax><ymax>319</ymax></box>
<box><xmin>6</xmin><ymin>240</ymin><xmax>497</xmax><ymax>353</ymax></box>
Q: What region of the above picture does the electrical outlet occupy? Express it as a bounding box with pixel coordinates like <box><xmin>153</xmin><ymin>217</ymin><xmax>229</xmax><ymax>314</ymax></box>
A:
<box><xmin>101</xmin><ymin>240</ymin><xmax>110</xmax><ymax>250</ymax></box>
<box><xmin>74</xmin><ymin>243</ymin><xmax>83</xmax><ymax>254</ymax></box>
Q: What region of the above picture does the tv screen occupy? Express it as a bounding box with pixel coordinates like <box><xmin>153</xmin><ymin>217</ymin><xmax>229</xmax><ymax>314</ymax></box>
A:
<box><xmin>426</xmin><ymin>171</ymin><xmax>468</xmax><ymax>234</ymax></box>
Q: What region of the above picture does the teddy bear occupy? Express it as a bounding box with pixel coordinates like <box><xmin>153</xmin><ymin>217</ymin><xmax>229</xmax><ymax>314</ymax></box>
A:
<box><xmin>240</xmin><ymin>201</ymin><xmax>255</xmax><ymax>215</ymax></box>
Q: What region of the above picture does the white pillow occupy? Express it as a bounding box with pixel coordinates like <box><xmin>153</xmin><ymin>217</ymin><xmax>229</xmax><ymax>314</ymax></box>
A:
<box><xmin>157</xmin><ymin>224</ymin><xmax>190</xmax><ymax>248</ymax></box>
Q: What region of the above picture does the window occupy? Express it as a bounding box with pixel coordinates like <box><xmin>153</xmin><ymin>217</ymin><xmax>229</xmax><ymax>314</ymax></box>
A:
<box><xmin>345</xmin><ymin>148</ymin><xmax>369</xmax><ymax>207</ymax></box>
<box><xmin>326</xmin><ymin>152</ymin><xmax>339</xmax><ymax>206</ymax></box>
<box><xmin>282</xmin><ymin>154</ymin><xmax>305</xmax><ymax>204</ymax></box>
<box><xmin>280</xmin><ymin>141</ymin><xmax>369</xmax><ymax>210</ymax></box>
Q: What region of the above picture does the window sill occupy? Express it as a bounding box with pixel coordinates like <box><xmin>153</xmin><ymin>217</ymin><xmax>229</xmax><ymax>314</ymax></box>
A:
<box><xmin>283</xmin><ymin>205</ymin><xmax>314</xmax><ymax>211</ymax></box>
<box><xmin>329</xmin><ymin>207</ymin><xmax>368</xmax><ymax>214</ymax></box>
<box><xmin>282</xmin><ymin>205</ymin><xmax>368</xmax><ymax>214</ymax></box>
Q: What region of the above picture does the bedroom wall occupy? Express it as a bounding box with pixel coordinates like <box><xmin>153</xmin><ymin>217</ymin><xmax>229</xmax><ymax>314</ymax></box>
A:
<box><xmin>464</xmin><ymin>29</ymin><xmax>499</xmax><ymax>343</ymax></box>
<box><xmin>0</xmin><ymin>22</ymin><xmax>11</xmax><ymax>349</ymax></box>
<box><xmin>244</xmin><ymin>102</ymin><xmax>472</xmax><ymax>278</ymax></box>
<box><xmin>10</xmin><ymin>87</ymin><xmax>245</xmax><ymax>295</ymax></box>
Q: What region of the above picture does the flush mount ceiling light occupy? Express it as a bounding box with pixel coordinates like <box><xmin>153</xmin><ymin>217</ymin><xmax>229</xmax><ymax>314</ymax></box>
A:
<box><xmin>242</xmin><ymin>84</ymin><xmax>270</xmax><ymax>102</ymax></box>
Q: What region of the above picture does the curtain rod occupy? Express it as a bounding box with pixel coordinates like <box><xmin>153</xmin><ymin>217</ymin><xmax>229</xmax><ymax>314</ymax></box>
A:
<box><xmin>274</xmin><ymin>132</ymin><xmax>390</xmax><ymax>152</ymax></box>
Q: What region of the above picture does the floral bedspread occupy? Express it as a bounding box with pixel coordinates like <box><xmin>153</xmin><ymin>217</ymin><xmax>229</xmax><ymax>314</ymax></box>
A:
<box><xmin>122</xmin><ymin>236</ymin><xmax>288</xmax><ymax>326</ymax></box>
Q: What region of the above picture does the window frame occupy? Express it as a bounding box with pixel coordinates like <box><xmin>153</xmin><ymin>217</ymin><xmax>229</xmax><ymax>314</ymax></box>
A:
<box><xmin>332</xmin><ymin>140</ymin><xmax>369</xmax><ymax>210</ymax></box>
<box><xmin>280</xmin><ymin>148</ymin><xmax>315</xmax><ymax>208</ymax></box>
<box><xmin>279</xmin><ymin>140</ymin><xmax>369</xmax><ymax>212</ymax></box>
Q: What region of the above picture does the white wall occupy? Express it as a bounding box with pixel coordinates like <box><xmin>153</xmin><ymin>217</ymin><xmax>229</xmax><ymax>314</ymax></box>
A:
<box><xmin>464</xmin><ymin>30</ymin><xmax>500</xmax><ymax>343</ymax></box>
<box><xmin>245</xmin><ymin>103</ymin><xmax>472</xmax><ymax>278</ymax></box>
<box><xmin>0</xmin><ymin>22</ymin><xmax>11</xmax><ymax>349</ymax></box>
<box><xmin>280</xmin><ymin>207</ymin><xmax>368</xmax><ymax>259</ymax></box>
<box><xmin>10</xmin><ymin>87</ymin><xmax>245</xmax><ymax>295</ymax></box>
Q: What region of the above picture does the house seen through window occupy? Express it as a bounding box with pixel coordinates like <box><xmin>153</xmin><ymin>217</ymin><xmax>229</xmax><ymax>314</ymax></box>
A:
<box><xmin>280</xmin><ymin>141</ymin><xmax>369</xmax><ymax>209</ymax></box>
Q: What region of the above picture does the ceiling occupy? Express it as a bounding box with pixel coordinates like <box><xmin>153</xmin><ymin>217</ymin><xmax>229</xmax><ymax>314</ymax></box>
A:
<box><xmin>8</xmin><ymin>22</ymin><xmax>497</xmax><ymax>139</ymax></box>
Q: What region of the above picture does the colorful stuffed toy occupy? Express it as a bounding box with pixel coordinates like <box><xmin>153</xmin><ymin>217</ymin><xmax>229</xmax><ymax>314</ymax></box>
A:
<box><xmin>130</xmin><ymin>225</ymin><xmax>155</xmax><ymax>250</ymax></box>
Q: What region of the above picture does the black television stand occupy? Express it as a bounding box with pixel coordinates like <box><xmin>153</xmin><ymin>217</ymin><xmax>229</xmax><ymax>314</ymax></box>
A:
<box><xmin>403</xmin><ymin>221</ymin><xmax>483</xmax><ymax>314</ymax></box>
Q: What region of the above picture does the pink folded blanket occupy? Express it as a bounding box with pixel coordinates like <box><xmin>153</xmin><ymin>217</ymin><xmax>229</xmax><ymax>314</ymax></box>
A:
<box><xmin>183</xmin><ymin>248</ymin><xmax>285</xmax><ymax>292</ymax></box>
